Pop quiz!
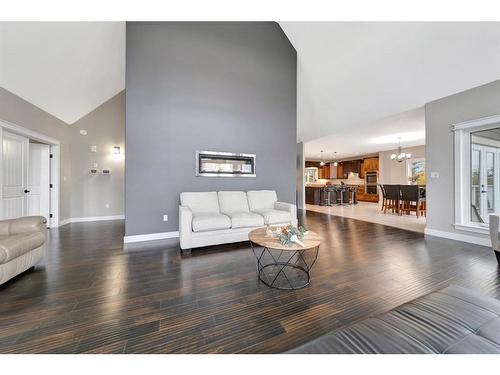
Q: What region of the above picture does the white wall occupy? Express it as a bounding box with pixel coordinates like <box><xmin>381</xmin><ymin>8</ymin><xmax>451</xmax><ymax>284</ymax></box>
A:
<box><xmin>379</xmin><ymin>145</ymin><xmax>426</xmax><ymax>185</ymax></box>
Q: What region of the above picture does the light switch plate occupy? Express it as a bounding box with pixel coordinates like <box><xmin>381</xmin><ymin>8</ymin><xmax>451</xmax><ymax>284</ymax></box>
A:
<box><xmin>430</xmin><ymin>171</ymin><xmax>440</xmax><ymax>178</ymax></box>
<box><xmin>163</xmin><ymin>215</ymin><xmax>168</xmax><ymax>222</ymax></box>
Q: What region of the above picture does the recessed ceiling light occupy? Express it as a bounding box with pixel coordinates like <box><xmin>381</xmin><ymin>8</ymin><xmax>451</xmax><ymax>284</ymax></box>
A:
<box><xmin>79</xmin><ymin>129</ymin><xmax>87</xmax><ymax>136</ymax></box>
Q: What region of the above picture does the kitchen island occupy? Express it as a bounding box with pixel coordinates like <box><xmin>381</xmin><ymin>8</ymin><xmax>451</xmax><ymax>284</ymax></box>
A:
<box><xmin>306</xmin><ymin>184</ymin><xmax>378</xmax><ymax>205</ymax></box>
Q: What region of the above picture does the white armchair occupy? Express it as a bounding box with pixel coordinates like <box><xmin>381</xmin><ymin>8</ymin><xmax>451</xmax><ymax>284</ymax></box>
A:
<box><xmin>489</xmin><ymin>214</ymin><xmax>500</xmax><ymax>265</ymax></box>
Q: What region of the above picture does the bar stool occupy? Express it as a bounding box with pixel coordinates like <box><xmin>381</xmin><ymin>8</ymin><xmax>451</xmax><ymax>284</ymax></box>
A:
<box><xmin>320</xmin><ymin>187</ymin><xmax>332</xmax><ymax>206</ymax></box>
<box><xmin>348</xmin><ymin>186</ymin><xmax>357</xmax><ymax>204</ymax></box>
<box><xmin>334</xmin><ymin>186</ymin><xmax>348</xmax><ymax>205</ymax></box>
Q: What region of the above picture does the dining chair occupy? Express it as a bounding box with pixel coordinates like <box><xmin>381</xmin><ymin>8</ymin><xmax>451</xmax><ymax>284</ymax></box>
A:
<box><xmin>379</xmin><ymin>184</ymin><xmax>387</xmax><ymax>212</ymax></box>
<box><xmin>382</xmin><ymin>185</ymin><xmax>401</xmax><ymax>214</ymax></box>
<box><xmin>400</xmin><ymin>185</ymin><xmax>425</xmax><ymax>217</ymax></box>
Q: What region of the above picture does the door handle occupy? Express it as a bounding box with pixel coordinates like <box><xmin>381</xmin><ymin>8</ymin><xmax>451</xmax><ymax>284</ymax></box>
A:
<box><xmin>24</xmin><ymin>189</ymin><xmax>30</xmax><ymax>193</ymax></box>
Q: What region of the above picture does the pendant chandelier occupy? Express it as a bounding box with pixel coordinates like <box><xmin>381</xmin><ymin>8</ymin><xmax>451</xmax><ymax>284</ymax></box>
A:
<box><xmin>390</xmin><ymin>138</ymin><xmax>411</xmax><ymax>163</ymax></box>
<box><xmin>333</xmin><ymin>152</ymin><xmax>338</xmax><ymax>167</ymax></box>
<box><xmin>320</xmin><ymin>150</ymin><xmax>325</xmax><ymax>166</ymax></box>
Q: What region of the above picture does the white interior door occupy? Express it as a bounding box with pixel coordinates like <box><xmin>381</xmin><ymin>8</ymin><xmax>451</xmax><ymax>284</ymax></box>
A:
<box><xmin>471</xmin><ymin>144</ymin><xmax>500</xmax><ymax>224</ymax></box>
<box><xmin>28</xmin><ymin>143</ymin><xmax>50</xmax><ymax>221</ymax></box>
<box><xmin>1</xmin><ymin>132</ymin><xmax>29</xmax><ymax>219</ymax></box>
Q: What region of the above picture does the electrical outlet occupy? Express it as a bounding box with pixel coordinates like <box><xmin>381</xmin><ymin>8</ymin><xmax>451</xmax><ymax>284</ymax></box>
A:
<box><xmin>105</xmin><ymin>203</ymin><xmax>110</xmax><ymax>209</ymax></box>
<box><xmin>163</xmin><ymin>214</ymin><xmax>168</xmax><ymax>222</ymax></box>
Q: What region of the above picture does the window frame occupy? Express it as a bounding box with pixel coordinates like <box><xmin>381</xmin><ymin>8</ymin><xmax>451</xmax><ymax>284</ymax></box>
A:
<box><xmin>453</xmin><ymin>114</ymin><xmax>500</xmax><ymax>234</ymax></box>
<box><xmin>406</xmin><ymin>158</ymin><xmax>426</xmax><ymax>185</ymax></box>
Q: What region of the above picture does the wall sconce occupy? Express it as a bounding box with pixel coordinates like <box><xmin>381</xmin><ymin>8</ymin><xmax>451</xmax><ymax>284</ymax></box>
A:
<box><xmin>113</xmin><ymin>146</ymin><xmax>121</xmax><ymax>155</ymax></box>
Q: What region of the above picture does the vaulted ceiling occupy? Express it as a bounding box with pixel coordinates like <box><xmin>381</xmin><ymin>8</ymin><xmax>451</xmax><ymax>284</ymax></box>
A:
<box><xmin>1</xmin><ymin>21</ymin><xmax>500</xmax><ymax>149</ymax></box>
<box><xmin>0</xmin><ymin>22</ymin><xmax>125</xmax><ymax>124</ymax></box>
<box><xmin>280</xmin><ymin>22</ymin><xmax>500</xmax><ymax>158</ymax></box>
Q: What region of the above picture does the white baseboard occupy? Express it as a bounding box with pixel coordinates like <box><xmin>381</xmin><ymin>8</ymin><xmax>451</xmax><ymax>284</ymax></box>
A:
<box><xmin>424</xmin><ymin>228</ymin><xmax>491</xmax><ymax>247</ymax></box>
<box><xmin>123</xmin><ymin>231</ymin><xmax>180</xmax><ymax>244</ymax></box>
<box><xmin>58</xmin><ymin>218</ymin><xmax>71</xmax><ymax>227</ymax></box>
<box><xmin>58</xmin><ymin>215</ymin><xmax>125</xmax><ymax>227</ymax></box>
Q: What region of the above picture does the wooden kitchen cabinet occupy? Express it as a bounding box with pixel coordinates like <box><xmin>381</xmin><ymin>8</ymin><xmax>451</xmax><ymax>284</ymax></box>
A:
<box><xmin>337</xmin><ymin>164</ymin><xmax>344</xmax><ymax>179</ymax></box>
<box><xmin>360</xmin><ymin>160</ymin><xmax>365</xmax><ymax>178</ymax></box>
<box><xmin>305</xmin><ymin>161</ymin><xmax>320</xmax><ymax>168</ymax></box>
<box><xmin>363</xmin><ymin>157</ymin><xmax>379</xmax><ymax>171</ymax></box>
<box><xmin>339</xmin><ymin>160</ymin><xmax>361</xmax><ymax>178</ymax></box>
<box><xmin>319</xmin><ymin>164</ymin><xmax>330</xmax><ymax>179</ymax></box>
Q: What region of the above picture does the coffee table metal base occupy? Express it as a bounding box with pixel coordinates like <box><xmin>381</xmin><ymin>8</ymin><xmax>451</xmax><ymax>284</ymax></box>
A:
<box><xmin>250</xmin><ymin>244</ymin><xmax>319</xmax><ymax>290</ymax></box>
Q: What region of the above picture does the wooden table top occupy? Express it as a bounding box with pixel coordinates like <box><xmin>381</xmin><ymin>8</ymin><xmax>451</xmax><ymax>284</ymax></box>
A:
<box><xmin>248</xmin><ymin>227</ymin><xmax>321</xmax><ymax>251</ymax></box>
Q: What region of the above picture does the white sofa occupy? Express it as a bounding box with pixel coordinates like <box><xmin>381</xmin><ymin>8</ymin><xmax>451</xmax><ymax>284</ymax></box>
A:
<box><xmin>179</xmin><ymin>190</ymin><xmax>297</xmax><ymax>253</ymax></box>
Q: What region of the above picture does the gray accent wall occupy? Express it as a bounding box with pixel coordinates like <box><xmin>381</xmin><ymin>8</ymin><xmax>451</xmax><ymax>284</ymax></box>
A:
<box><xmin>425</xmin><ymin>79</ymin><xmax>500</xmax><ymax>241</ymax></box>
<box><xmin>125</xmin><ymin>22</ymin><xmax>297</xmax><ymax>236</ymax></box>
<box><xmin>296</xmin><ymin>142</ymin><xmax>305</xmax><ymax>210</ymax></box>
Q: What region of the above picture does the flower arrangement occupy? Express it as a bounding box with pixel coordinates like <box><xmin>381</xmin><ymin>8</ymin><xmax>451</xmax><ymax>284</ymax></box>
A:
<box><xmin>276</xmin><ymin>225</ymin><xmax>309</xmax><ymax>247</ymax></box>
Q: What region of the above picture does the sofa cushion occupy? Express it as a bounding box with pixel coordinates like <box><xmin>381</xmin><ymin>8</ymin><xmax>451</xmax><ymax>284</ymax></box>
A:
<box><xmin>180</xmin><ymin>192</ymin><xmax>220</xmax><ymax>214</ymax></box>
<box><xmin>228</xmin><ymin>212</ymin><xmax>264</xmax><ymax>229</ymax></box>
<box><xmin>218</xmin><ymin>191</ymin><xmax>250</xmax><ymax>214</ymax></box>
<box><xmin>247</xmin><ymin>190</ymin><xmax>278</xmax><ymax>212</ymax></box>
<box><xmin>253</xmin><ymin>208</ymin><xmax>292</xmax><ymax>225</ymax></box>
<box><xmin>0</xmin><ymin>231</ymin><xmax>46</xmax><ymax>264</ymax></box>
<box><xmin>192</xmin><ymin>213</ymin><xmax>231</xmax><ymax>233</ymax></box>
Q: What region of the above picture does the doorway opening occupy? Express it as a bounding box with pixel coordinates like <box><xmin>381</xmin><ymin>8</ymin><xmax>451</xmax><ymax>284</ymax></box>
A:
<box><xmin>0</xmin><ymin>119</ymin><xmax>60</xmax><ymax>228</ymax></box>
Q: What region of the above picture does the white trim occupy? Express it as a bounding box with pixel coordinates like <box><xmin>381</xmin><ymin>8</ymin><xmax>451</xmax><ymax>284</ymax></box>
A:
<box><xmin>59</xmin><ymin>215</ymin><xmax>125</xmax><ymax>226</ymax></box>
<box><xmin>453</xmin><ymin>223</ymin><xmax>489</xmax><ymax>235</ymax></box>
<box><xmin>49</xmin><ymin>144</ymin><xmax>60</xmax><ymax>228</ymax></box>
<box><xmin>123</xmin><ymin>231</ymin><xmax>180</xmax><ymax>244</ymax></box>
<box><xmin>452</xmin><ymin>114</ymin><xmax>500</xmax><ymax>131</ymax></box>
<box><xmin>59</xmin><ymin>218</ymin><xmax>71</xmax><ymax>226</ymax></box>
<box><xmin>424</xmin><ymin>228</ymin><xmax>491</xmax><ymax>247</ymax></box>
<box><xmin>0</xmin><ymin>118</ymin><xmax>60</xmax><ymax>145</ymax></box>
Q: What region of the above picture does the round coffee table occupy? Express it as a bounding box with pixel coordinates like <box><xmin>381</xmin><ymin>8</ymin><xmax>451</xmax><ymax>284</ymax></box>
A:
<box><xmin>248</xmin><ymin>227</ymin><xmax>321</xmax><ymax>290</ymax></box>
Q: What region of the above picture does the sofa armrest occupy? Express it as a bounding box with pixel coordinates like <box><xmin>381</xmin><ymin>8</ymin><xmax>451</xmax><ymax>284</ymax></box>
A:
<box><xmin>490</xmin><ymin>214</ymin><xmax>500</xmax><ymax>251</ymax></box>
<box><xmin>179</xmin><ymin>205</ymin><xmax>193</xmax><ymax>250</ymax></box>
<box><xmin>1</xmin><ymin>216</ymin><xmax>47</xmax><ymax>235</ymax></box>
<box><xmin>274</xmin><ymin>201</ymin><xmax>297</xmax><ymax>220</ymax></box>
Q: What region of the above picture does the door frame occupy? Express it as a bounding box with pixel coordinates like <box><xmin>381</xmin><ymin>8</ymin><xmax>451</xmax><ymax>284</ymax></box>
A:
<box><xmin>453</xmin><ymin>113</ymin><xmax>500</xmax><ymax>234</ymax></box>
<box><xmin>0</xmin><ymin>118</ymin><xmax>61</xmax><ymax>228</ymax></box>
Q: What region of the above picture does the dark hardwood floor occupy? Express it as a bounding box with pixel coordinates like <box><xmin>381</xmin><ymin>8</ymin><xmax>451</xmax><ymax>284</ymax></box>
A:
<box><xmin>0</xmin><ymin>210</ymin><xmax>499</xmax><ymax>353</ymax></box>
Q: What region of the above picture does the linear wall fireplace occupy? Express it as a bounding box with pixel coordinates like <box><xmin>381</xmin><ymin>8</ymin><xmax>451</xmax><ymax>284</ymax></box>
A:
<box><xmin>195</xmin><ymin>151</ymin><xmax>256</xmax><ymax>177</ymax></box>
